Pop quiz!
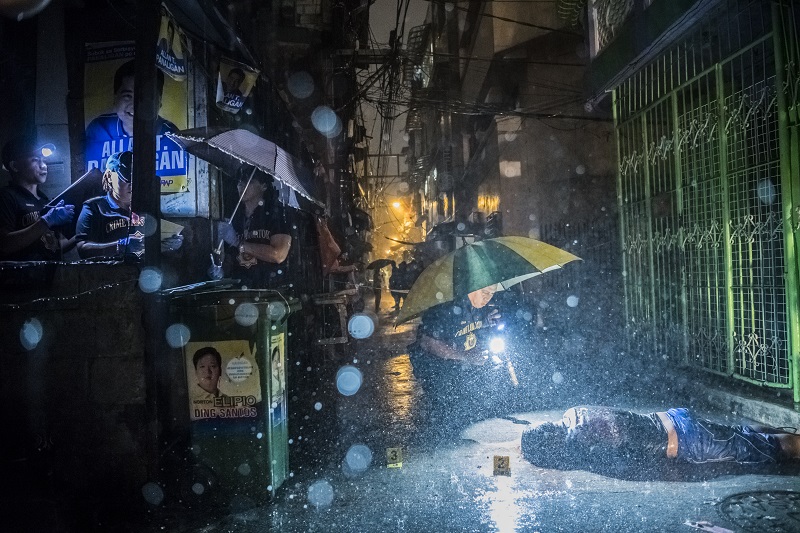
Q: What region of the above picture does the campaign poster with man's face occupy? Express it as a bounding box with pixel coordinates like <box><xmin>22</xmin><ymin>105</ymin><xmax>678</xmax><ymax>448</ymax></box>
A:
<box><xmin>185</xmin><ymin>340</ymin><xmax>262</xmax><ymax>421</ymax></box>
<box><xmin>84</xmin><ymin>42</ymin><xmax>188</xmax><ymax>193</ymax></box>
<box><xmin>215</xmin><ymin>57</ymin><xmax>259</xmax><ymax>114</ymax></box>
<box><xmin>155</xmin><ymin>7</ymin><xmax>187</xmax><ymax>81</ymax></box>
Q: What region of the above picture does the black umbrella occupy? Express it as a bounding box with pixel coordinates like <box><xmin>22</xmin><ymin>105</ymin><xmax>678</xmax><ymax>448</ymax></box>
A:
<box><xmin>366</xmin><ymin>258</ymin><xmax>395</xmax><ymax>270</ymax></box>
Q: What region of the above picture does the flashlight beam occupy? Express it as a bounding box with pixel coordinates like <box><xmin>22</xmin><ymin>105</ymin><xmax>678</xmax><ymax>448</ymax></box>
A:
<box><xmin>506</xmin><ymin>361</ymin><xmax>519</xmax><ymax>387</ymax></box>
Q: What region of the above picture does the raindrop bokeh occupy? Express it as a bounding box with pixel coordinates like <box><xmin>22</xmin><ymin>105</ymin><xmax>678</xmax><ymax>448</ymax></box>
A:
<box><xmin>140</xmin><ymin>212</ymin><xmax>158</xmax><ymax>237</ymax></box>
<box><xmin>566</xmin><ymin>295</ymin><xmax>580</xmax><ymax>308</ymax></box>
<box><xmin>235</xmin><ymin>302</ymin><xmax>259</xmax><ymax>326</ymax></box>
<box><xmin>267</xmin><ymin>301</ymin><xmax>288</xmax><ymax>321</ymax></box>
<box><xmin>19</xmin><ymin>318</ymin><xmax>43</xmax><ymax>350</ymax></box>
<box><xmin>345</xmin><ymin>444</ymin><xmax>373</xmax><ymax>472</ymax></box>
<box><xmin>165</xmin><ymin>323</ymin><xmax>191</xmax><ymax>348</ymax></box>
<box><xmin>348</xmin><ymin>313</ymin><xmax>375</xmax><ymax>339</ymax></box>
<box><xmin>336</xmin><ymin>365</ymin><xmax>363</xmax><ymax>396</ymax></box>
<box><xmin>307</xmin><ymin>480</ymin><xmax>334</xmax><ymax>508</ymax></box>
<box><xmin>138</xmin><ymin>267</ymin><xmax>163</xmax><ymax>293</ymax></box>
<box><xmin>757</xmin><ymin>178</ymin><xmax>777</xmax><ymax>205</ymax></box>
<box><xmin>141</xmin><ymin>482</ymin><xmax>164</xmax><ymax>506</ymax></box>
<box><xmin>287</xmin><ymin>71</ymin><xmax>315</xmax><ymax>99</ymax></box>
<box><xmin>311</xmin><ymin>106</ymin><xmax>342</xmax><ymax>138</ymax></box>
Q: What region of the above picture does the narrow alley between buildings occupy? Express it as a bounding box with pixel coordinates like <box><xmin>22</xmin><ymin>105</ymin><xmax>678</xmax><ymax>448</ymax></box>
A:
<box><xmin>134</xmin><ymin>289</ymin><xmax>800</xmax><ymax>533</ymax></box>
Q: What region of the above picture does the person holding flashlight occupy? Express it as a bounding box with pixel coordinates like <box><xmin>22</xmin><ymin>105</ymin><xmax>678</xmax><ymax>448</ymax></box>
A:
<box><xmin>409</xmin><ymin>284</ymin><xmax>505</xmax><ymax>408</ymax></box>
<box><xmin>0</xmin><ymin>136</ymin><xmax>75</xmax><ymax>260</ymax></box>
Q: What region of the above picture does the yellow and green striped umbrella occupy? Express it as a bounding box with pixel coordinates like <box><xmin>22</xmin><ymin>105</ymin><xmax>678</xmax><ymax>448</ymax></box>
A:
<box><xmin>396</xmin><ymin>236</ymin><xmax>581</xmax><ymax>324</ymax></box>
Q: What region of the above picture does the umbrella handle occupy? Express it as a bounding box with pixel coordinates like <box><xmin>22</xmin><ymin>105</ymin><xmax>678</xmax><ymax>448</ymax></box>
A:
<box><xmin>213</xmin><ymin>166</ymin><xmax>257</xmax><ymax>256</ymax></box>
<box><xmin>226</xmin><ymin>166</ymin><xmax>257</xmax><ymax>224</ymax></box>
<box><xmin>214</xmin><ymin>239</ymin><xmax>226</xmax><ymax>257</ymax></box>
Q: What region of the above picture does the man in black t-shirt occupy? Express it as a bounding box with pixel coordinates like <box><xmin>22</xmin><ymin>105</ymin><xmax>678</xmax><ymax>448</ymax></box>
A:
<box><xmin>75</xmin><ymin>151</ymin><xmax>144</xmax><ymax>259</ymax></box>
<box><xmin>217</xmin><ymin>167</ymin><xmax>292</xmax><ymax>289</ymax></box>
<box><xmin>409</xmin><ymin>284</ymin><xmax>505</xmax><ymax>406</ymax></box>
<box><xmin>0</xmin><ymin>137</ymin><xmax>75</xmax><ymax>261</ymax></box>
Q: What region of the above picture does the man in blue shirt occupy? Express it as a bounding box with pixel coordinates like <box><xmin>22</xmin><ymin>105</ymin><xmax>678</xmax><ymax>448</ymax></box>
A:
<box><xmin>85</xmin><ymin>60</ymin><xmax>182</xmax><ymax>175</ymax></box>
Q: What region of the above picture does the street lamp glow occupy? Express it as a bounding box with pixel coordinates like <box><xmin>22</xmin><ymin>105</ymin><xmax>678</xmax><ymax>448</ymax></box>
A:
<box><xmin>392</xmin><ymin>201</ymin><xmax>401</xmax><ymax>208</ymax></box>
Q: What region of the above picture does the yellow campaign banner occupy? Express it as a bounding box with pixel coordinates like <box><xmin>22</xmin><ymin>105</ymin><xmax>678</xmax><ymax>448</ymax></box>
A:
<box><xmin>155</xmin><ymin>5</ymin><xmax>187</xmax><ymax>81</ymax></box>
<box><xmin>185</xmin><ymin>340</ymin><xmax>263</xmax><ymax>421</ymax></box>
<box><xmin>215</xmin><ymin>57</ymin><xmax>259</xmax><ymax>114</ymax></box>
<box><xmin>83</xmin><ymin>41</ymin><xmax>189</xmax><ymax>194</ymax></box>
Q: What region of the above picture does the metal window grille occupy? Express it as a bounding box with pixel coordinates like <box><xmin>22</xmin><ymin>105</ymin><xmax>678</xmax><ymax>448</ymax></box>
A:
<box><xmin>614</xmin><ymin>0</ymin><xmax>800</xmax><ymax>398</ymax></box>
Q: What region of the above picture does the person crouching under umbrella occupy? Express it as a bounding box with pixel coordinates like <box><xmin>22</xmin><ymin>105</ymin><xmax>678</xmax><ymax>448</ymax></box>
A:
<box><xmin>409</xmin><ymin>284</ymin><xmax>509</xmax><ymax>416</ymax></box>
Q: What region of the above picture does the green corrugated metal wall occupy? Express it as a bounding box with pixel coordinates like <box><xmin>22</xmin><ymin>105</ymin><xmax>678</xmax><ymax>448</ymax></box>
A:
<box><xmin>614</xmin><ymin>0</ymin><xmax>800</xmax><ymax>402</ymax></box>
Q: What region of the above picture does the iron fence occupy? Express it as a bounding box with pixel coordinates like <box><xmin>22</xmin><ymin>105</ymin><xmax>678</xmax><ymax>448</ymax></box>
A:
<box><xmin>614</xmin><ymin>0</ymin><xmax>800</xmax><ymax>401</ymax></box>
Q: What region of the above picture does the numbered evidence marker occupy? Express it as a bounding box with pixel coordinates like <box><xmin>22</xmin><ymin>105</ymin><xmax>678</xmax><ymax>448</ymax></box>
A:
<box><xmin>386</xmin><ymin>447</ymin><xmax>403</xmax><ymax>468</ymax></box>
<box><xmin>493</xmin><ymin>455</ymin><xmax>511</xmax><ymax>476</ymax></box>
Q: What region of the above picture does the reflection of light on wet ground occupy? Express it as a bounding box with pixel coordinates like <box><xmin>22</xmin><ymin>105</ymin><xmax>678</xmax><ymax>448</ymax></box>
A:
<box><xmin>480</xmin><ymin>477</ymin><xmax>523</xmax><ymax>533</ymax></box>
<box><xmin>381</xmin><ymin>355</ymin><xmax>419</xmax><ymax>424</ymax></box>
<box><xmin>479</xmin><ymin>483</ymin><xmax>574</xmax><ymax>532</ymax></box>
<box><xmin>463</xmin><ymin>412</ymin><xmax>570</xmax><ymax>532</ymax></box>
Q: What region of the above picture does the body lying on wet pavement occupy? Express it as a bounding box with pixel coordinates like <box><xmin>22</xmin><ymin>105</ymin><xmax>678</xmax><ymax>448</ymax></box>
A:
<box><xmin>521</xmin><ymin>406</ymin><xmax>800</xmax><ymax>471</ymax></box>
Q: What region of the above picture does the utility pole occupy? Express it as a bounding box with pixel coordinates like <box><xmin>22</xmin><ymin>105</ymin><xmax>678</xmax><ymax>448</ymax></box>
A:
<box><xmin>133</xmin><ymin>0</ymin><xmax>161</xmax><ymax>268</ymax></box>
<box><xmin>133</xmin><ymin>0</ymin><xmax>163</xmax><ymax>482</ymax></box>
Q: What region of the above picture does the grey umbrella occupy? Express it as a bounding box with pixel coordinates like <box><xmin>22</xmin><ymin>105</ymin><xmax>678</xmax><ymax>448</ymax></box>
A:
<box><xmin>166</xmin><ymin>127</ymin><xmax>323</xmax><ymax>206</ymax></box>
<box><xmin>167</xmin><ymin>127</ymin><xmax>324</xmax><ymax>273</ymax></box>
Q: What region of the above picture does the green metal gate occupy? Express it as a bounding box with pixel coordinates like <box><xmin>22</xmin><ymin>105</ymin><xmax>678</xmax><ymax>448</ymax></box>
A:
<box><xmin>614</xmin><ymin>0</ymin><xmax>800</xmax><ymax>403</ymax></box>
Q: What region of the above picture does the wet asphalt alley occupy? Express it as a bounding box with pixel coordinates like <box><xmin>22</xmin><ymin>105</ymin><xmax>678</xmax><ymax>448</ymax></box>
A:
<box><xmin>144</xmin><ymin>290</ymin><xmax>800</xmax><ymax>533</ymax></box>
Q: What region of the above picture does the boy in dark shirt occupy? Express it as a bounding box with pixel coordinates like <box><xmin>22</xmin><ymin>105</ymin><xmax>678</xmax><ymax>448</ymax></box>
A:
<box><xmin>0</xmin><ymin>137</ymin><xmax>75</xmax><ymax>260</ymax></box>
